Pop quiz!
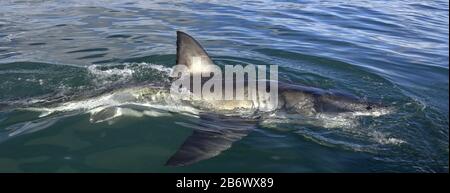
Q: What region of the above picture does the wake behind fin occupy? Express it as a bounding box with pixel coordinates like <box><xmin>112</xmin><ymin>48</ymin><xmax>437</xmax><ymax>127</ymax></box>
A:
<box><xmin>176</xmin><ymin>31</ymin><xmax>215</xmax><ymax>73</ymax></box>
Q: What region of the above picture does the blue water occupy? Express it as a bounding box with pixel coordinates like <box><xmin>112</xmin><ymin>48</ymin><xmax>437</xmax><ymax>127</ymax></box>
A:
<box><xmin>0</xmin><ymin>0</ymin><xmax>448</xmax><ymax>172</ymax></box>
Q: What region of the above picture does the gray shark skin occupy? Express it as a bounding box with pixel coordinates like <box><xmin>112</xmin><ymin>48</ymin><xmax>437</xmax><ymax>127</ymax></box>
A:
<box><xmin>0</xmin><ymin>31</ymin><xmax>392</xmax><ymax>167</ymax></box>
<box><xmin>166</xmin><ymin>31</ymin><xmax>391</xmax><ymax>166</ymax></box>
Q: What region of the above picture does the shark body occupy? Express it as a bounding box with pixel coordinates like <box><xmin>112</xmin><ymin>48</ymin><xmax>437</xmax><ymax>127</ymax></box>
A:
<box><xmin>0</xmin><ymin>31</ymin><xmax>392</xmax><ymax>166</ymax></box>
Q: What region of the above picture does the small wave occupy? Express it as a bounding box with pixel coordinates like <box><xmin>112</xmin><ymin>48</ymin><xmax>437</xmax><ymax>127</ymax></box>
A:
<box><xmin>87</xmin><ymin>64</ymin><xmax>134</xmax><ymax>79</ymax></box>
<box><xmin>0</xmin><ymin>70</ymin><xmax>48</xmax><ymax>75</ymax></box>
<box><xmin>87</xmin><ymin>62</ymin><xmax>172</xmax><ymax>85</ymax></box>
<box><xmin>261</xmin><ymin>109</ymin><xmax>405</xmax><ymax>154</ymax></box>
<box><xmin>370</xmin><ymin>131</ymin><xmax>406</xmax><ymax>145</ymax></box>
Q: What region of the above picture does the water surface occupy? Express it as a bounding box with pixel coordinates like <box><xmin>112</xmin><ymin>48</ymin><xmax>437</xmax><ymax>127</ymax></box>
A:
<box><xmin>0</xmin><ymin>0</ymin><xmax>448</xmax><ymax>172</ymax></box>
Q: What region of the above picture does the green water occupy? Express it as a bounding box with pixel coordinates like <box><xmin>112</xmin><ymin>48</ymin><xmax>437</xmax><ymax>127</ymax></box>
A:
<box><xmin>0</xmin><ymin>0</ymin><xmax>448</xmax><ymax>172</ymax></box>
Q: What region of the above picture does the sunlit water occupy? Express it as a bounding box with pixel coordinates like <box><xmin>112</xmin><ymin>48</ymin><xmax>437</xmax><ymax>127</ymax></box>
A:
<box><xmin>0</xmin><ymin>0</ymin><xmax>448</xmax><ymax>172</ymax></box>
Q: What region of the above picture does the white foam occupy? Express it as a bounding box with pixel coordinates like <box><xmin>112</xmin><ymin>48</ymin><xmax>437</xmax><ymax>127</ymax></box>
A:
<box><xmin>85</xmin><ymin>62</ymin><xmax>173</xmax><ymax>87</ymax></box>
<box><xmin>87</xmin><ymin>62</ymin><xmax>172</xmax><ymax>79</ymax></box>
<box><xmin>370</xmin><ymin>131</ymin><xmax>406</xmax><ymax>145</ymax></box>
<box><xmin>352</xmin><ymin>108</ymin><xmax>394</xmax><ymax>117</ymax></box>
<box><xmin>136</xmin><ymin>62</ymin><xmax>172</xmax><ymax>74</ymax></box>
<box><xmin>87</xmin><ymin>64</ymin><xmax>134</xmax><ymax>80</ymax></box>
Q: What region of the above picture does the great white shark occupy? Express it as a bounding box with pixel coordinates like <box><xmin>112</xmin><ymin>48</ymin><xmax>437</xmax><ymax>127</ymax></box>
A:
<box><xmin>0</xmin><ymin>31</ymin><xmax>392</xmax><ymax>166</ymax></box>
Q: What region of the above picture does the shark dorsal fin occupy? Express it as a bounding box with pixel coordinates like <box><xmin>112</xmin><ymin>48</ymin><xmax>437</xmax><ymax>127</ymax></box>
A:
<box><xmin>176</xmin><ymin>31</ymin><xmax>214</xmax><ymax>73</ymax></box>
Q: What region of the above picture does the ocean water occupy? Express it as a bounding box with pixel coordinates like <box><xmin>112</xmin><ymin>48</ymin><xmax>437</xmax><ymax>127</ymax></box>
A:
<box><xmin>0</xmin><ymin>0</ymin><xmax>448</xmax><ymax>172</ymax></box>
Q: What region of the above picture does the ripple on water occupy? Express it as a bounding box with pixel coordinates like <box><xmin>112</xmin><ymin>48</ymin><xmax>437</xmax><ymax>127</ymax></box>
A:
<box><xmin>0</xmin><ymin>0</ymin><xmax>448</xmax><ymax>172</ymax></box>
